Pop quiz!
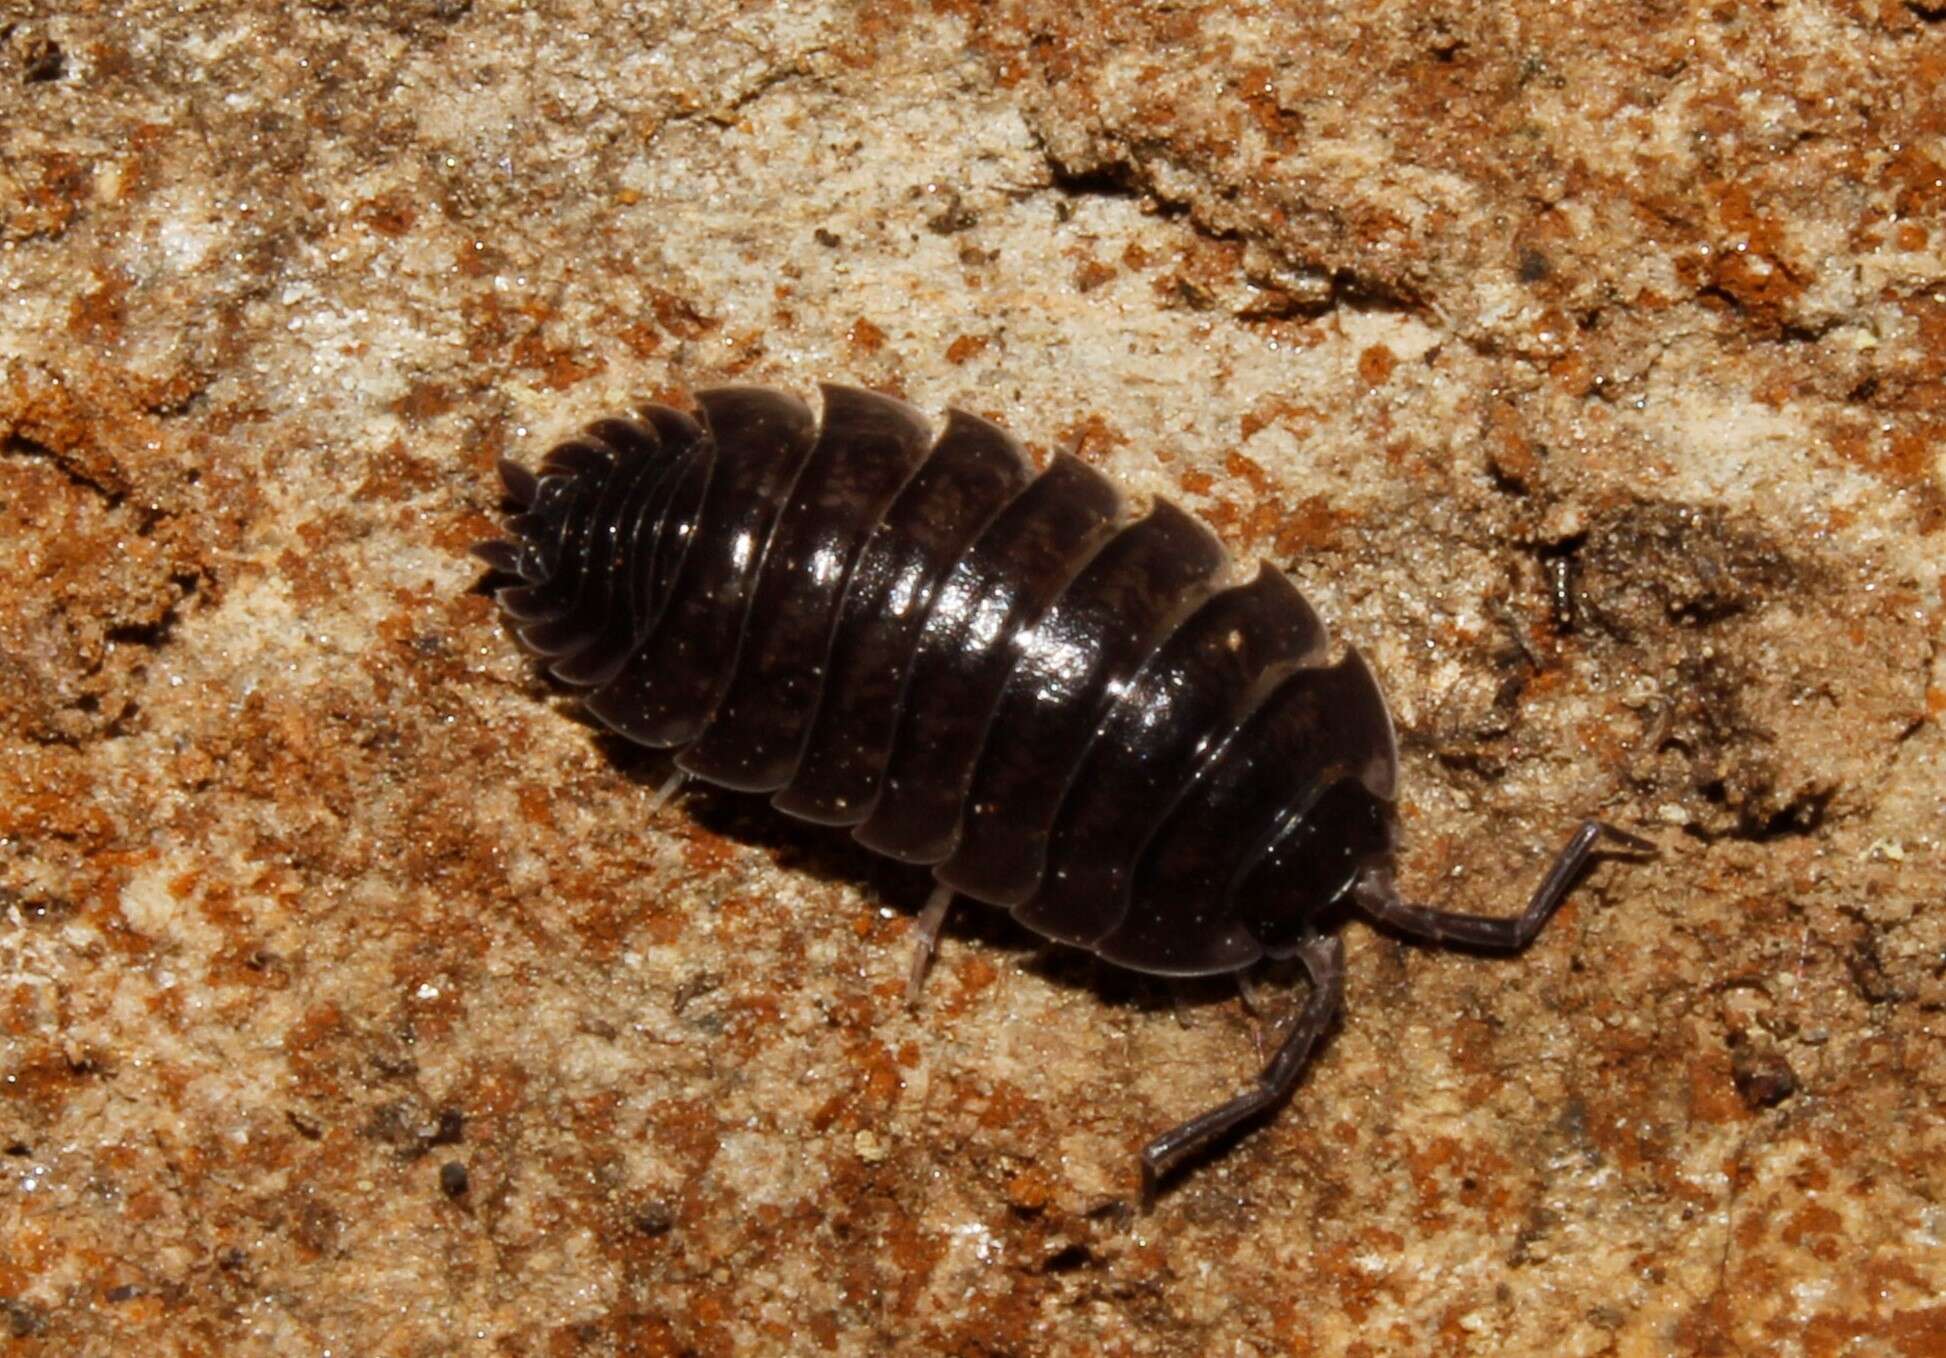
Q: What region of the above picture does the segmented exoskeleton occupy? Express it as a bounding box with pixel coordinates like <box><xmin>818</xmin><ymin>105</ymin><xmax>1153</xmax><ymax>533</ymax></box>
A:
<box><xmin>474</xmin><ymin>383</ymin><xmax>1650</xmax><ymax>1200</ymax></box>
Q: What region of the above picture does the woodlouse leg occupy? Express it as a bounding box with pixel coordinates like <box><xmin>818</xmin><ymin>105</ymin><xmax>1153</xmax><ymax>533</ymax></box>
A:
<box><xmin>1235</xmin><ymin>970</ymin><xmax>1273</xmax><ymax>1062</ymax></box>
<box><xmin>647</xmin><ymin>769</ymin><xmax>688</xmax><ymax>813</ymax></box>
<box><xmin>1352</xmin><ymin>819</ymin><xmax>1655</xmax><ymax>950</ymax></box>
<box><xmin>1139</xmin><ymin>934</ymin><xmax>1344</xmax><ymax>1207</ymax></box>
<box><xmin>905</xmin><ymin>885</ymin><xmax>954</xmax><ymax>1008</ymax></box>
<box><xmin>1167</xmin><ymin>983</ymin><xmax>1194</xmax><ymax>1030</ymax></box>
<box><xmin>1234</xmin><ymin>969</ymin><xmax>1271</xmax><ymax>1019</ymax></box>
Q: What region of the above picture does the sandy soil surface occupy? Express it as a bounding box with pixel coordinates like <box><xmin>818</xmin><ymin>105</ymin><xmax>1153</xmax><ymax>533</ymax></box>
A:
<box><xmin>2</xmin><ymin>1</ymin><xmax>1941</xmax><ymax>1353</ymax></box>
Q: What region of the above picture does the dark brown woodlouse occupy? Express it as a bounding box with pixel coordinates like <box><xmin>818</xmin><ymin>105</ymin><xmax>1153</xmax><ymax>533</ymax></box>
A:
<box><xmin>472</xmin><ymin>383</ymin><xmax>1653</xmax><ymax>1202</ymax></box>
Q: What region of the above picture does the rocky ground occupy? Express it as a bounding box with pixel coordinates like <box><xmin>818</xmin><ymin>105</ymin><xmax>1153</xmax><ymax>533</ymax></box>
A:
<box><xmin>1</xmin><ymin>1</ymin><xmax>1941</xmax><ymax>1353</ymax></box>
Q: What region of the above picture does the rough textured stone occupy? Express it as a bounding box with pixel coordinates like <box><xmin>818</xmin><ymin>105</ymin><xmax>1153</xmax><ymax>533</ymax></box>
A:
<box><xmin>1</xmin><ymin>1</ymin><xmax>1940</xmax><ymax>1354</ymax></box>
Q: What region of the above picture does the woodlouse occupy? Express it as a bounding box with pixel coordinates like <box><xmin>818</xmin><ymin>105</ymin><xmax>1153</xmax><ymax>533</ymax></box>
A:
<box><xmin>472</xmin><ymin>383</ymin><xmax>1652</xmax><ymax>1201</ymax></box>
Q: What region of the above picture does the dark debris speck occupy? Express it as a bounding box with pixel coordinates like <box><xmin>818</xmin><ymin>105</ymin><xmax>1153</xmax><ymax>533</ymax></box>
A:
<box><xmin>1732</xmin><ymin>1047</ymin><xmax>1799</xmax><ymax>1109</ymax></box>
<box><xmin>4</xmin><ymin>1300</ymin><xmax>46</xmax><ymax>1339</ymax></box>
<box><xmin>13</xmin><ymin>31</ymin><xmax>65</xmax><ymax>83</ymax></box>
<box><xmin>925</xmin><ymin>191</ymin><xmax>979</xmax><ymax>235</ymax></box>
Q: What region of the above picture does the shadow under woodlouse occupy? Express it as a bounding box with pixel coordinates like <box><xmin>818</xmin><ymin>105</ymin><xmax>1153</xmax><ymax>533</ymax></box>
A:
<box><xmin>585</xmin><ymin>720</ymin><xmax>1213</xmax><ymax>1019</ymax></box>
